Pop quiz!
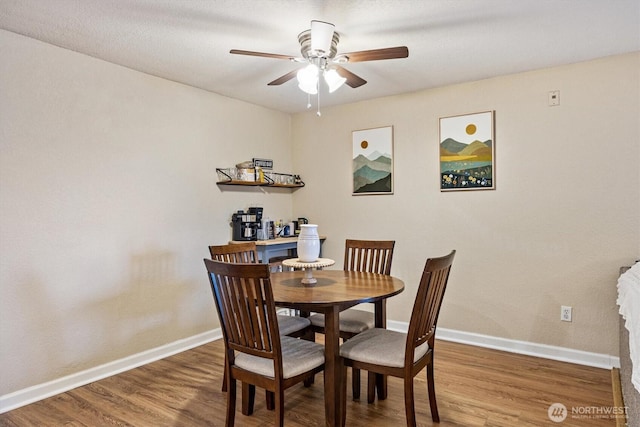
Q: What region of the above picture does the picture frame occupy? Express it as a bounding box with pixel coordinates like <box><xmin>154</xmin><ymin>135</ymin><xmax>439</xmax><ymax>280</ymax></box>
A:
<box><xmin>439</xmin><ymin>111</ymin><xmax>495</xmax><ymax>191</ymax></box>
<box><xmin>352</xmin><ymin>126</ymin><xmax>393</xmax><ymax>195</ymax></box>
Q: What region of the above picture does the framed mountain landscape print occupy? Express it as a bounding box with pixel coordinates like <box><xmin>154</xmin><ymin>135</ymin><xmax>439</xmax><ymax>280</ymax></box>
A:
<box><xmin>439</xmin><ymin>111</ymin><xmax>495</xmax><ymax>191</ymax></box>
<box><xmin>352</xmin><ymin>126</ymin><xmax>393</xmax><ymax>195</ymax></box>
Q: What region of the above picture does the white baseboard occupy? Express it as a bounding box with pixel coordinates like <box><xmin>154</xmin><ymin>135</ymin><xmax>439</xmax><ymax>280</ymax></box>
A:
<box><xmin>0</xmin><ymin>329</ymin><xmax>222</xmax><ymax>414</ymax></box>
<box><xmin>387</xmin><ymin>320</ymin><xmax>620</xmax><ymax>370</ymax></box>
<box><xmin>2</xmin><ymin>323</ymin><xmax>621</xmax><ymax>414</ymax></box>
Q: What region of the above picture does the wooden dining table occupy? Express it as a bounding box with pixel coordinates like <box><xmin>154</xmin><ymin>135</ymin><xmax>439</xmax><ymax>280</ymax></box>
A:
<box><xmin>270</xmin><ymin>269</ymin><xmax>405</xmax><ymax>427</ymax></box>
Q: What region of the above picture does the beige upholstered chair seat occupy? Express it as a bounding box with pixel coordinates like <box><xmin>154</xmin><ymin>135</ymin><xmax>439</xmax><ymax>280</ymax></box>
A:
<box><xmin>236</xmin><ymin>335</ymin><xmax>325</xmax><ymax>379</ymax></box>
<box><xmin>277</xmin><ymin>314</ymin><xmax>311</xmax><ymax>336</ymax></box>
<box><xmin>308</xmin><ymin>309</ymin><xmax>374</xmax><ymax>334</ymax></box>
<box><xmin>339</xmin><ymin>328</ymin><xmax>430</xmax><ymax>368</ymax></box>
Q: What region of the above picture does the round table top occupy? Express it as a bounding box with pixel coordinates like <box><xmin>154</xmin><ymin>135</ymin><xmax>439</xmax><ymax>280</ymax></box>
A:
<box><xmin>270</xmin><ymin>269</ymin><xmax>405</xmax><ymax>308</ymax></box>
<box><xmin>282</xmin><ymin>257</ymin><xmax>335</xmax><ymax>268</ymax></box>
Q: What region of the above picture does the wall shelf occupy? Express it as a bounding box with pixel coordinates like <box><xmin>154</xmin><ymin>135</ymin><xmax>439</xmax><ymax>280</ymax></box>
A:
<box><xmin>216</xmin><ymin>168</ymin><xmax>305</xmax><ymax>189</ymax></box>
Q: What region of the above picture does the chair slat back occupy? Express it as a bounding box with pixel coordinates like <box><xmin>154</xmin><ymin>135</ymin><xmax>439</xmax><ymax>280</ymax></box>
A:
<box><xmin>204</xmin><ymin>259</ymin><xmax>281</xmax><ymax>361</ymax></box>
<box><xmin>406</xmin><ymin>250</ymin><xmax>456</xmax><ymax>358</ymax></box>
<box><xmin>209</xmin><ymin>242</ymin><xmax>259</xmax><ymax>264</ymax></box>
<box><xmin>344</xmin><ymin>239</ymin><xmax>395</xmax><ymax>275</ymax></box>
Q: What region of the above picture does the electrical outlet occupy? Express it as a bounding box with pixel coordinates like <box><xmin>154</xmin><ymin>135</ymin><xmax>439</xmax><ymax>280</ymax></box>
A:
<box><xmin>561</xmin><ymin>305</ymin><xmax>572</xmax><ymax>322</ymax></box>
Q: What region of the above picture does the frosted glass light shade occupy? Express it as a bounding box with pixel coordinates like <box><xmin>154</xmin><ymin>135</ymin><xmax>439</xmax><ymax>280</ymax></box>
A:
<box><xmin>297</xmin><ymin>64</ymin><xmax>319</xmax><ymax>94</ymax></box>
<box><xmin>324</xmin><ymin>68</ymin><xmax>346</xmax><ymax>93</ymax></box>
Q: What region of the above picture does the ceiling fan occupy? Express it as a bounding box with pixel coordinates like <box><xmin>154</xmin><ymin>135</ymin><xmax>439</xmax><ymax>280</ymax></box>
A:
<box><xmin>230</xmin><ymin>20</ymin><xmax>409</xmax><ymax>97</ymax></box>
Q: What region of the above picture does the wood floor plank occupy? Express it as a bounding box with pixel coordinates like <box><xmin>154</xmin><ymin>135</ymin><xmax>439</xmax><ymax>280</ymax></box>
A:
<box><xmin>0</xmin><ymin>338</ymin><xmax>617</xmax><ymax>426</ymax></box>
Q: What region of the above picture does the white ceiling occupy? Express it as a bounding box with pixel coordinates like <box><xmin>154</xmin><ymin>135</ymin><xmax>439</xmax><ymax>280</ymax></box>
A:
<box><xmin>1</xmin><ymin>0</ymin><xmax>638</xmax><ymax>114</ymax></box>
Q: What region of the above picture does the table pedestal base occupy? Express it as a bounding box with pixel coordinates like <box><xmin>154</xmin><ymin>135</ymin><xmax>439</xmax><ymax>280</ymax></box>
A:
<box><xmin>301</xmin><ymin>268</ymin><xmax>317</xmax><ymax>284</ymax></box>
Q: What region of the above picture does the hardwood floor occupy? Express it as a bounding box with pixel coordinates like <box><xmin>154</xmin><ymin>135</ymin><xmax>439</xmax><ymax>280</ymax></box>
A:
<box><xmin>0</xmin><ymin>338</ymin><xmax>617</xmax><ymax>426</ymax></box>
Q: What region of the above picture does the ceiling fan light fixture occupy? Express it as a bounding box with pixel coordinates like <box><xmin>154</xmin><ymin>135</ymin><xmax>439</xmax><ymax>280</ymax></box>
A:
<box><xmin>297</xmin><ymin>63</ymin><xmax>319</xmax><ymax>94</ymax></box>
<box><xmin>310</xmin><ymin>20</ymin><xmax>335</xmax><ymax>55</ymax></box>
<box><xmin>230</xmin><ymin>20</ymin><xmax>409</xmax><ymax>115</ymax></box>
<box><xmin>324</xmin><ymin>68</ymin><xmax>346</xmax><ymax>93</ymax></box>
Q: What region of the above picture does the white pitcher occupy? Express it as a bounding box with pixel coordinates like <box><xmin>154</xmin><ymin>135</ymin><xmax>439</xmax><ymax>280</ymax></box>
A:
<box><xmin>297</xmin><ymin>224</ymin><xmax>320</xmax><ymax>262</ymax></box>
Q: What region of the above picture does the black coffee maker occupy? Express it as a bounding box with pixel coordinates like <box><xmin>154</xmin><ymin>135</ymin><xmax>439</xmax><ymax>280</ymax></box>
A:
<box><xmin>231</xmin><ymin>207</ymin><xmax>263</xmax><ymax>241</ymax></box>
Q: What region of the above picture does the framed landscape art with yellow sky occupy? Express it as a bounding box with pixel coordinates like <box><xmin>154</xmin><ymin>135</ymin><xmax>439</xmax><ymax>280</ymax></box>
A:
<box><xmin>439</xmin><ymin>111</ymin><xmax>495</xmax><ymax>191</ymax></box>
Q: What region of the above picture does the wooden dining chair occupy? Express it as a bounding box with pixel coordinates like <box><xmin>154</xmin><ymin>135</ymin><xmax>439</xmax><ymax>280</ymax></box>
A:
<box><xmin>209</xmin><ymin>242</ymin><xmax>313</xmax><ymax>395</ymax></box>
<box><xmin>208</xmin><ymin>241</ymin><xmax>260</xmax><ymax>264</ymax></box>
<box><xmin>308</xmin><ymin>239</ymin><xmax>395</xmax><ymax>399</ymax></box>
<box><xmin>339</xmin><ymin>250</ymin><xmax>456</xmax><ymax>426</ymax></box>
<box><xmin>209</xmin><ymin>242</ymin><xmax>311</xmax><ymax>338</ymax></box>
<box><xmin>204</xmin><ymin>259</ymin><xmax>326</xmax><ymax>426</ymax></box>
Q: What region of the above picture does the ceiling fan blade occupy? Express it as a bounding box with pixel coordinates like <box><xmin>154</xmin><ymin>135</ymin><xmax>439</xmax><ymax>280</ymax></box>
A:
<box><xmin>267</xmin><ymin>69</ymin><xmax>299</xmax><ymax>86</ymax></box>
<box><xmin>335</xmin><ymin>66</ymin><xmax>367</xmax><ymax>88</ymax></box>
<box><xmin>340</xmin><ymin>46</ymin><xmax>409</xmax><ymax>63</ymax></box>
<box><xmin>230</xmin><ymin>49</ymin><xmax>296</xmax><ymax>61</ymax></box>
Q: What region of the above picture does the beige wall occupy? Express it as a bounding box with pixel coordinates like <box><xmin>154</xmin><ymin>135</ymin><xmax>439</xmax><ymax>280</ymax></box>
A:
<box><xmin>0</xmin><ymin>30</ymin><xmax>294</xmax><ymax>395</ymax></box>
<box><xmin>291</xmin><ymin>52</ymin><xmax>640</xmax><ymax>356</ymax></box>
<box><xmin>1</xmin><ymin>25</ymin><xmax>638</xmax><ymax>401</ymax></box>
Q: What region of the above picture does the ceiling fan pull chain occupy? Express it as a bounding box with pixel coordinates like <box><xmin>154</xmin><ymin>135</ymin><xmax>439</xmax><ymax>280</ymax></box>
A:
<box><xmin>307</xmin><ymin>92</ymin><xmax>312</xmax><ymax>109</ymax></box>
<box><xmin>316</xmin><ymin>82</ymin><xmax>321</xmax><ymax>116</ymax></box>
